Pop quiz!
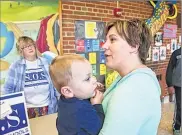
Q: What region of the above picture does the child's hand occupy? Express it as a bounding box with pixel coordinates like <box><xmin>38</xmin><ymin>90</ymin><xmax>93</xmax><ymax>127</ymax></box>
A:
<box><xmin>90</xmin><ymin>90</ymin><xmax>104</xmax><ymax>105</ymax></box>
<box><xmin>96</xmin><ymin>82</ymin><xmax>105</xmax><ymax>92</ymax></box>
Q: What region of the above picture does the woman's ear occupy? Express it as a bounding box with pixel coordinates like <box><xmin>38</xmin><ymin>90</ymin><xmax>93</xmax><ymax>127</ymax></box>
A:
<box><xmin>129</xmin><ymin>44</ymin><xmax>139</xmax><ymax>54</ymax></box>
<box><xmin>60</xmin><ymin>86</ymin><xmax>74</xmax><ymax>98</ymax></box>
<box><xmin>18</xmin><ymin>49</ymin><xmax>23</xmax><ymax>56</ymax></box>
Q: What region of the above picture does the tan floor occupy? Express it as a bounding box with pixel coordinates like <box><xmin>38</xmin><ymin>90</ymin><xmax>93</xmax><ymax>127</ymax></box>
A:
<box><xmin>158</xmin><ymin>103</ymin><xmax>175</xmax><ymax>135</ymax></box>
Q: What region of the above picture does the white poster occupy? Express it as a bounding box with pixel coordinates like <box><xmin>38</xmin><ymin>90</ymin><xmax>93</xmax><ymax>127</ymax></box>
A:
<box><xmin>167</xmin><ymin>44</ymin><xmax>171</xmax><ymax>50</ymax></box>
<box><xmin>146</xmin><ymin>46</ymin><xmax>151</xmax><ymax>61</ymax></box>
<box><xmin>171</xmin><ymin>38</ymin><xmax>177</xmax><ymax>53</ymax></box>
<box><xmin>160</xmin><ymin>46</ymin><xmax>166</xmax><ymax>60</ymax></box>
<box><xmin>0</xmin><ymin>92</ymin><xmax>31</xmax><ymax>135</ymax></box>
<box><xmin>152</xmin><ymin>47</ymin><xmax>160</xmax><ymax>62</ymax></box>
<box><xmin>154</xmin><ymin>32</ymin><xmax>163</xmax><ymax>46</ymax></box>
<box><xmin>179</xmin><ymin>35</ymin><xmax>181</xmax><ymax>43</ymax></box>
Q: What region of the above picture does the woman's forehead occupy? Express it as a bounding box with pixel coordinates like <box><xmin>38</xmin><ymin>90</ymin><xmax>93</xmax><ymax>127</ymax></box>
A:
<box><xmin>19</xmin><ymin>40</ymin><xmax>33</xmax><ymax>47</ymax></box>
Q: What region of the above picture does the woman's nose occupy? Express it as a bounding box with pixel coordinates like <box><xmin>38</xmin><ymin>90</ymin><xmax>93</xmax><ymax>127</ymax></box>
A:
<box><xmin>102</xmin><ymin>40</ymin><xmax>109</xmax><ymax>50</ymax></box>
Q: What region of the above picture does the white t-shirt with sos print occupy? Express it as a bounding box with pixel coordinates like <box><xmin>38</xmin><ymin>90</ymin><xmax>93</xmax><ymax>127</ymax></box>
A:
<box><xmin>24</xmin><ymin>60</ymin><xmax>49</xmax><ymax>108</ymax></box>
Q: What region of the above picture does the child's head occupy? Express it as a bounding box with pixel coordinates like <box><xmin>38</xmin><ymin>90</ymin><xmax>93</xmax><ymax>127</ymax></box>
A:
<box><xmin>16</xmin><ymin>36</ymin><xmax>37</xmax><ymax>60</ymax></box>
<box><xmin>49</xmin><ymin>54</ymin><xmax>97</xmax><ymax>99</ymax></box>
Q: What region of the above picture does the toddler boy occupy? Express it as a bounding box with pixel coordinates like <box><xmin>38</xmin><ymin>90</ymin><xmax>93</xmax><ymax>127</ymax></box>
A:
<box><xmin>49</xmin><ymin>54</ymin><xmax>104</xmax><ymax>135</ymax></box>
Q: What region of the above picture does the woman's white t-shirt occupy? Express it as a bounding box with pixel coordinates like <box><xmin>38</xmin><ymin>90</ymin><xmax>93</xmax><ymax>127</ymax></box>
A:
<box><xmin>24</xmin><ymin>60</ymin><xmax>49</xmax><ymax>108</ymax></box>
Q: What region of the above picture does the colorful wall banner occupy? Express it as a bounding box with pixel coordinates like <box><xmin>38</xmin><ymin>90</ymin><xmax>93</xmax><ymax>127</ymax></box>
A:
<box><xmin>75</xmin><ymin>20</ymin><xmax>106</xmax><ymax>85</ymax></box>
<box><xmin>145</xmin><ymin>1</ymin><xmax>177</xmax><ymax>36</ymax></box>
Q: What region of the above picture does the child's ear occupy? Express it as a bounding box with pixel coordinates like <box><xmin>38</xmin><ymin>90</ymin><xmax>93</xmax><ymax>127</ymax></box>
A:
<box><xmin>60</xmin><ymin>86</ymin><xmax>74</xmax><ymax>98</ymax></box>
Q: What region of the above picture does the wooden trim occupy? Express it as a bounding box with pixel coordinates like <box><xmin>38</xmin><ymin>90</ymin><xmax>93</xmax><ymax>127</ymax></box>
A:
<box><xmin>59</xmin><ymin>0</ymin><xmax>63</xmax><ymax>55</ymax></box>
<box><xmin>177</xmin><ymin>13</ymin><xmax>181</xmax><ymax>28</ymax></box>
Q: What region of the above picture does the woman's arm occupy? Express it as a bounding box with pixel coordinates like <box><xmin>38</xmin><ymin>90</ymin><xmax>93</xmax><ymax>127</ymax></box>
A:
<box><xmin>166</xmin><ymin>50</ymin><xmax>177</xmax><ymax>87</ymax></box>
<box><xmin>3</xmin><ymin>63</ymin><xmax>17</xmax><ymax>94</ymax></box>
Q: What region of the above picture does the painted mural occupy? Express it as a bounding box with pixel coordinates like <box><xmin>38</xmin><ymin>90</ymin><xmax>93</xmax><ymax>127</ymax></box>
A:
<box><xmin>0</xmin><ymin>0</ymin><xmax>59</xmax><ymax>93</ymax></box>
<box><xmin>1</xmin><ymin>1</ymin><xmax>58</xmax><ymax>22</ymax></box>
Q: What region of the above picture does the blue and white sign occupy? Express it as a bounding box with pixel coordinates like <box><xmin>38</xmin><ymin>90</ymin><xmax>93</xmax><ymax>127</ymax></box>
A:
<box><xmin>85</xmin><ymin>39</ymin><xmax>93</xmax><ymax>52</ymax></box>
<box><xmin>0</xmin><ymin>92</ymin><xmax>31</xmax><ymax>135</ymax></box>
<box><xmin>92</xmin><ymin>40</ymin><xmax>100</xmax><ymax>51</ymax></box>
<box><xmin>100</xmin><ymin>51</ymin><xmax>105</xmax><ymax>63</ymax></box>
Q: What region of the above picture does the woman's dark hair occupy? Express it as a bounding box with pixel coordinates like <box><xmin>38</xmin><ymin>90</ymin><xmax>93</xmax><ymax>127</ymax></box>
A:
<box><xmin>106</xmin><ymin>19</ymin><xmax>153</xmax><ymax>64</ymax></box>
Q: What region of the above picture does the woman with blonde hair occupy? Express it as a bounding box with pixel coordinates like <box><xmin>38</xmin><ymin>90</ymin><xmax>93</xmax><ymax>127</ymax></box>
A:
<box><xmin>4</xmin><ymin>36</ymin><xmax>58</xmax><ymax>118</ymax></box>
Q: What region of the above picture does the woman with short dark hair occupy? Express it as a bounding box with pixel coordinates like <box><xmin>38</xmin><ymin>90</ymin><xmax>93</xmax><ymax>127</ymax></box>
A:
<box><xmin>99</xmin><ymin>19</ymin><xmax>161</xmax><ymax>135</ymax></box>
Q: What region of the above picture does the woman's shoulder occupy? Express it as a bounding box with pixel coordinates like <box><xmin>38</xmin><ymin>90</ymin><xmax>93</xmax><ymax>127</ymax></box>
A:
<box><xmin>38</xmin><ymin>57</ymin><xmax>50</xmax><ymax>66</ymax></box>
<box><xmin>38</xmin><ymin>56</ymin><xmax>48</xmax><ymax>62</ymax></box>
<box><xmin>124</xmin><ymin>68</ymin><xmax>157</xmax><ymax>83</ymax></box>
<box><xmin>116</xmin><ymin>68</ymin><xmax>161</xmax><ymax>94</ymax></box>
<box><xmin>9</xmin><ymin>59</ymin><xmax>23</xmax><ymax>69</ymax></box>
<box><xmin>131</xmin><ymin>68</ymin><xmax>159</xmax><ymax>86</ymax></box>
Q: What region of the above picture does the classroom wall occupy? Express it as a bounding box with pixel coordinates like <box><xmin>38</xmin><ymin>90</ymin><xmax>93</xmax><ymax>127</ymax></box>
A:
<box><xmin>0</xmin><ymin>1</ymin><xmax>59</xmax><ymax>93</ymax></box>
<box><xmin>61</xmin><ymin>1</ymin><xmax>181</xmax><ymax>97</ymax></box>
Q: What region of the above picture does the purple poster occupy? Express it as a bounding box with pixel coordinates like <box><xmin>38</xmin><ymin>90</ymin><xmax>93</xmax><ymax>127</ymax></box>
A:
<box><xmin>163</xmin><ymin>24</ymin><xmax>177</xmax><ymax>38</ymax></box>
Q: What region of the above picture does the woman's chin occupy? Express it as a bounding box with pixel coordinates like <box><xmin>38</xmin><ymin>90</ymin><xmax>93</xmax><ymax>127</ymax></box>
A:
<box><xmin>105</xmin><ymin>61</ymin><xmax>113</xmax><ymax>69</ymax></box>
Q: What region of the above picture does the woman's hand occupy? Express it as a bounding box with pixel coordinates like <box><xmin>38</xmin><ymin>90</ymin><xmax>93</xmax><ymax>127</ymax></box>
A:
<box><xmin>90</xmin><ymin>90</ymin><xmax>104</xmax><ymax>105</ymax></box>
<box><xmin>168</xmin><ymin>86</ymin><xmax>175</xmax><ymax>95</ymax></box>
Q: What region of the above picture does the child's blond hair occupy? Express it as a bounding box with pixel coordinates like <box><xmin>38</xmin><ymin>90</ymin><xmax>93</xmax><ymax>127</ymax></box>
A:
<box><xmin>49</xmin><ymin>54</ymin><xmax>86</xmax><ymax>93</ymax></box>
